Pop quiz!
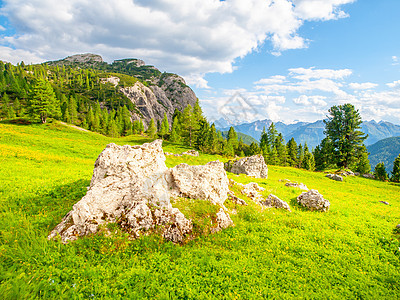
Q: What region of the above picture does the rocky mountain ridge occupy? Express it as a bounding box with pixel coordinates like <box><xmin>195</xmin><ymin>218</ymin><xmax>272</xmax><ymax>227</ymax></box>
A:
<box><xmin>47</xmin><ymin>54</ymin><xmax>197</xmax><ymax>126</ymax></box>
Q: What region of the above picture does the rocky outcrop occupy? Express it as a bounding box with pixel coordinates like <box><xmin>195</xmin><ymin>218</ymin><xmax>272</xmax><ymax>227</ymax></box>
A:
<box><xmin>326</xmin><ymin>174</ymin><xmax>344</xmax><ymax>182</ymax></box>
<box><xmin>262</xmin><ymin>194</ymin><xmax>291</xmax><ymax>212</ymax></box>
<box><xmin>225</xmin><ymin>155</ymin><xmax>268</xmax><ymax>178</ymax></box>
<box><xmin>48</xmin><ymin>140</ymin><xmax>232</xmax><ymax>243</ymax></box>
<box><xmin>285</xmin><ymin>182</ymin><xmax>308</xmax><ymax>190</ymax></box>
<box><xmin>297</xmin><ymin>190</ymin><xmax>330</xmax><ymax>212</ymax></box>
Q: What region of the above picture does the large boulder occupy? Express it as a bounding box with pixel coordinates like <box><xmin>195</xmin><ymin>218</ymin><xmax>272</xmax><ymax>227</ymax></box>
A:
<box><xmin>48</xmin><ymin>140</ymin><xmax>232</xmax><ymax>243</ymax></box>
<box><xmin>297</xmin><ymin>189</ymin><xmax>330</xmax><ymax>212</ymax></box>
<box><xmin>225</xmin><ymin>155</ymin><xmax>268</xmax><ymax>178</ymax></box>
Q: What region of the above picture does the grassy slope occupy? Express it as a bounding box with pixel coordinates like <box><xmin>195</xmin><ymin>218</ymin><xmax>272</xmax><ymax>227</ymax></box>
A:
<box><xmin>0</xmin><ymin>122</ymin><xmax>399</xmax><ymax>299</ymax></box>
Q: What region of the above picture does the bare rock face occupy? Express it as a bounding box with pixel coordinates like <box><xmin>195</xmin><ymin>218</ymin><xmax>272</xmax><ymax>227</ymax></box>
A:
<box><xmin>169</xmin><ymin>161</ymin><xmax>229</xmax><ymax>206</ymax></box>
<box><xmin>49</xmin><ymin>140</ymin><xmax>231</xmax><ymax>243</ymax></box>
<box><xmin>326</xmin><ymin>174</ymin><xmax>343</xmax><ymax>182</ymax></box>
<box><xmin>285</xmin><ymin>182</ymin><xmax>308</xmax><ymax>190</ymax></box>
<box><xmin>262</xmin><ymin>194</ymin><xmax>291</xmax><ymax>212</ymax></box>
<box><xmin>225</xmin><ymin>155</ymin><xmax>268</xmax><ymax>178</ymax></box>
<box><xmin>297</xmin><ymin>189</ymin><xmax>330</xmax><ymax>212</ymax></box>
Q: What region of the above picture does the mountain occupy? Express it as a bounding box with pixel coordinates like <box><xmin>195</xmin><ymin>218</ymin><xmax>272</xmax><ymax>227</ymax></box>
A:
<box><xmin>220</xmin><ymin>131</ymin><xmax>258</xmax><ymax>145</ymax></box>
<box><xmin>367</xmin><ymin>136</ymin><xmax>400</xmax><ymax>174</ymax></box>
<box><xmin>46</xmin><ymin>53</ymin><xmax>197</xmax><ymax>125</ymax></box>
<box><xmin>216</xmin><ymin>118</ymin><xmax>400</xmax><ymax>149</ymax></box>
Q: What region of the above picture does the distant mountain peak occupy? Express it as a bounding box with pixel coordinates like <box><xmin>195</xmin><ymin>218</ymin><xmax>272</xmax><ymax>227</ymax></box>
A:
<box><xmin>46</xmin><ymin>53</ymin><xmax>104</xmax><ymax>66</ymax></box>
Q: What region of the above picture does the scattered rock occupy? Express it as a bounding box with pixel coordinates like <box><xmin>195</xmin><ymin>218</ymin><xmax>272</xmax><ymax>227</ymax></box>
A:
<box><xmin>279</xmin><ymin>179</ymin><xmax>291</xmax><ymax>182</ymax></box>
<box><xmin>326</xmin><ymin>174</ymin><xmax>343</xmax><ymax>182</ymax></box>
<box><xmin>362</xmin><ymin>173</ymin><xmax>375</xmax><ymax>179</ymax></box>
<box><xmin>297</xmin><ymin>189</ymin><xmax>330</xmax><ymax>212</ymax></box>
<box><xmin>285</xmin><ymin>182</ymin><xmax>308</xmax><ymax>190</ymax></box>
<box><xmin>396</xmin><ymin>224</ymin><xmax>400</xmax><ymax>229</ymax></box>
<box><xmin>230</xmin><ymin>180</ymin><xmax>265</xmax><ymax>205</ymax></box>
<box><xmin>262</xmin><ymin>194</ymin><xmax>291</xmax><ymax>211</ymax></box>
<box><xmin>212</xmin><ymin>208</ymin><xmax>234</xmax><ymax>233</ymax></box>
<box><xmin>164</xmin><ymin>150</ymin><xmax>199</xmax><ymax>157</ymax></box>
<box><xmin>354</xmin><ymin>172</ymin><xmax>360</xmax><ymax>176</ymax></box>
<box><xmin>100</xmin><ymin>76</ymin><xmax>120</xmax><ymax>87</ymax></box>
<box><xmin>339</xmin><ymin>170</ymin><xmax>355</xmax><ymax>176</ymax></box>
<box><xmin>225</xmin><ymin>155</ymin><xmax>268</xmax><ymax>178</ymax></box>
<box><xmin>227</xmin><ymin>190</ymin><xmax>248</xmax><ymax>206</ymax></box>
<box><xmin>49</xmin><ymin>140</ymin><xmax>231</xmax><ymax>243</ymax></box>
<box><xmin>379</xmin><ymin>201</ymin><xmax>390</xmax><ymax>205</ymax></box>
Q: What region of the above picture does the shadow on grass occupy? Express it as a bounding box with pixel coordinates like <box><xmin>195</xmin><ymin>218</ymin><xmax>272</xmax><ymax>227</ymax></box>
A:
<box><xmin>0</xmin><ymin>118</ymin><xmax>33</xmax><ymax>125</ymax></box>
<box><xmin>12</xmin><ymin>179</ymin><xmax>90</xmax><ymax>231</ymax></box>
<box><xmin>289</xmin><ymin>197</ymin><xmax>309</xmax><ymax>212</ymax></box>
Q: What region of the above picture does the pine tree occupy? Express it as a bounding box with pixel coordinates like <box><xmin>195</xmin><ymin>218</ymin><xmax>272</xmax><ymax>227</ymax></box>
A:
<box><xmin>314</xmin><ymin>137</ymin><xmax>335</xmax><ymax>171</ymax></box>
<box><xmin>324</xmin><ymin>104</ymin><xmax>367</xmax><ymax>169</ymax></box>
<box><xmin>29</xmin><ymin>78</ymin><xmax>60</xmax><ymax>123</ymax></box>
<box><xmin>146</xmin><ymin>118</ymin><xmax>157</xmax><ymax>139</ymax></box>
<box><xmin>181</xmin><ymin>104</ymin><xmax>196</xmax><ymax>146</ymax></box>
<box><xmin>227</xmin><ymin>126</ymin><xmax>238</xmax><ymax>150</ymax></box>
<box><xmin>374</xmin><ymin>162</ymin><xmax>388</xmax><ymax>181</ymax></box>
<box><xmin>274</xmin><ymin>133</ymin><xmax>287</xmax><ymax>166</ymax></box>
<box><xmin>267</xmin><ymin>122</ymin><xmax>278</xmax><ymax>146</ymax></box>
<box><xmin>248</xmin><ymin>142</ymin><xmax>261</xmax><ymax>156</ymax></box>
<box><xmin>297</xmin><ymin>144</ymin><xmax>304</xmax><ymax>168</ymax></box>
<box><xmin>67</xmin><ymin>96</ymin><xmax>78</xmax><ymax>124</ymax></box>
<box><xmin>287</xmin><ymin>138</ymin><xmax>298</xmax><ymax>167</ymax></box>
<box><xmin>170</xmin><ymin>116</ymin><xmax>181</xmax><ymax>143</ymax></box>
<box><xmin>260</xmin><ymin>126</ymin><xmax>269</xmax><ymax>151</ymax></box>
<box><xmin>303</xmin><ymin>144</ymin><xmax>315</xmax><ymax>171</ymax></box>
<box><xmin>159</xmin><ymin>113</ymin><xmax>169</xmax><ymax>139</ymax></box>
<box><xmin>391</xmin><ymin>154</ymin><xmax>400</xmax><ymax>182</ymax></box>
<box><xmin>268</xmin><ymin>146</ymin><xmax>279</xmax><ymax>165</ymax></box>
<box><xmin>354</xmin><ymin>145</ymin><xmax>371</xmax><ymax>174</ymax></box>
<box><xmin>195</xmin><ymin>119</ymin><xmax>210</xmax><ymax>151</ymax></box>
<box><xmin>207</xmin><ymin>123</ymin><xmax>218</xmax><ymax>153</ymax></box>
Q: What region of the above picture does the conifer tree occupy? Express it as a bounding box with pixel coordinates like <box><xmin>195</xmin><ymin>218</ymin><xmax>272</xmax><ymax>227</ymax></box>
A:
<box><xmin>29</xmin><ymin>78</ymin><xmax>60</xmax><ymax>123</ymax></box>
<box><xmin>170</xmin><ymin>116</ymin><xmax>181</xmax><ymax>143</ymax></box>
<box><xmin>274</xmin><ymin>133</ymin><xmax>287</xmax><ymax>166</ymax></box>
<box><xmin>146</xmin><ymin>118</ymin><xmax>157</xmax><ymax>139</ymax></box>
<box><xmin>260</xmin><ymin>126</ymin><xmax>269</xmax><ymax>151</ymax></box>
<box><xmin>297</xmin><ymin>144</ymin><xmax>304</xmax><ymax>168</ymax></box>
<box><xmin>267</xmin><ymin>122</ymin><xmax>278</xmax><ymax>146</ymax></box>
<box><xmin>354</xmin><ymin>145</ymin><xmax>371</xmax><ymax>174</ymax></box>
<box><xmin>181</xmin><ymin>104</ymin><xmax>196</xmax><ymax>146</ymax></box>
<box><xmin>195</xmin><ymin>119</ymin><xmax>210</xmax><ymax>151</ymax></box>
<box><xmin>374</xmin><ymin>162</ymin><xmax>388</xmax><ymax>181</ymax></box>
<box><xmin>268</xmin><ymin>146</ymin><xmax>279</xmax><ymax>165</ymax></box>
<box><xmin>159</xmin><ymin>113</ymin><xmax>169</xmax><ymax>139</ymax></box>
<box><xmin>227</xmin><ymin>126</ymin><xmax>238</xmax><ymax>151</ymax></box>
<box><xmin>287</xmin><ymin>138</ymin><xmax>298</xmax><ymax>167</ymax></box>
<box><xmin>324</xmin><ymin>104</ymin><xmax>367</xmax><ymax>169</ymax></box>
<box><xmin>207</xmin><ymin>123</ymin><xmax>218</xmax><ymax>153</ymax></box>
<box><xmin>391</xmin><ymin>154</ymin><xmax>400</xmax><ymax>182</ymax></box>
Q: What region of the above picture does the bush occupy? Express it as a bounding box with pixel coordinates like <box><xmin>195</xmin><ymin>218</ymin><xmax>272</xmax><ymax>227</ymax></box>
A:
<box><xmin>374</xmin><ymin>162</ymin><xmax>388</xmax><ymax>181</ymax></box>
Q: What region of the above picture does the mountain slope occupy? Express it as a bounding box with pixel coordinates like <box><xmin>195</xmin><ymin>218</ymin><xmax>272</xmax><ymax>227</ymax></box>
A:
<box><xmin>367</xmin><ymin>136</ymin><xmax>400</xmax><ymax>173</ymax></box>
<box><xmin>46</xmin><ymin>53</ymin><xmax>197</xmax><ymax>125</ymax></box>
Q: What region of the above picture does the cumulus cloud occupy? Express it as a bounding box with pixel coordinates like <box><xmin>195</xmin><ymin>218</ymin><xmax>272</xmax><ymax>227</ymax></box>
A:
<box><xmin>0</xmin><ymin>0</ymin><xmax>354</xmax><ymax>82</ymax></box>
<box><xmin>293</xmin><ymin>95</ymin><xmax>327</xmax><ymax>106</ymax></box>
<box><xmin>348</xmin><ymin>82</ymin><xmax>378</xmax><ymax>90</ymax></box>
<box><xmin>392</xmin><ymin>56</ymin><xmax>399</xmax><ymax>65</ymax></box>
<box><xmin>289</xmin><ymin>67</ymin><xmax>352</xmax><ymax>80</ymax></box>
<box><xmin>386</xmin><ymin>80</ymin><xmax>400</xmax><ymax>88</ymax></box>
<box><xmin>0</xmin><ymin>25</ymin><xmax>5</xmax><ymax>31</ymax></box>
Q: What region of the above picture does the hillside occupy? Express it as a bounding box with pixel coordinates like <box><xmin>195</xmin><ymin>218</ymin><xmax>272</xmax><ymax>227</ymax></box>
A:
<box><xmin>368</xmin><ymin>136</ymin><xmax>400</xmax><ymax>173</ymax></box>
<box><xmin>0</xmin><ymin>122</ymin><xmax>399</xmax><ymax>298</ymax></box>
<box><xmin>1</xmin><ymin>53</ymin><xmax>197</xmax><ymax>128</ymax></box>
<box><xmin>217</xmin><ymin>118</ymin><xmax>400</xmax><ymax>148</ymax></box>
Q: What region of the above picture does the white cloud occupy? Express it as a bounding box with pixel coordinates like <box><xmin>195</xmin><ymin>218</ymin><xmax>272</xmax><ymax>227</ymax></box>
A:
<box><xmin>386</xmin><ymin>80</ymin><xmax>400</xmax><ymax>88</ymax></box>
<box><xmin>348</xmin><ymin>82</ymin><xmax>378</xmax><ymax>90</ymax></box>
<box><xmin>293</xmin><ymin>0</ymin><xmax>356</xmax><ymax>21</ymax></box>
<box><xmin>0</xmin><ymin>46</ymin><xmax>43</xmax><ymax>64</ymax></box>
<box><xmin>289</xmin><ymin>67</ymin><xmax>352</xmax><ymax>80</ymax></box>
<box><xmin>254</xmin><ymin>75</ymin><xmax>286</xmax><ymax>85</ymax></box>
<box><xmin>0</xmin><ymin>25</ymin><xmax>5</xmax><ymax>31</ymax></box>
<box><xmin>0</xmin><ymin>0</ymin><xmax>354</xmax><ymax>82</ymax></box>
<box><xmin>293</xmin><ymin>95</ymin><xmax>327</xmax><ymax>106</ymax></box>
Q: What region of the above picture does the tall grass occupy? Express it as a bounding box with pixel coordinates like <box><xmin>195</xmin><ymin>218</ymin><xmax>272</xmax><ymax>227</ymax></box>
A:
<box><xmin>0</xmin><ymin>122</ymin><xmax>399</xmax><ymax>299</ymax></box>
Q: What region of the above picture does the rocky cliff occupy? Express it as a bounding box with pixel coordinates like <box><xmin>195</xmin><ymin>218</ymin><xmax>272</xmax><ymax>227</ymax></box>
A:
<box><xmin>47</xmin><ymin>54</ymin><xmax>197</xmax><ymax>127</ymax></box>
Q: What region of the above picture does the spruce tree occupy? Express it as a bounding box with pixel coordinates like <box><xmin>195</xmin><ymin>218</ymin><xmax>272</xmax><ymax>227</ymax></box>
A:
<box><xmin>374</xmin><ymin>162</ymin><xmax>388</xmax><ymax>181</ymax></box>
<box><xmin>274</xmin><ymin>133</ymin><xmax>287</xmax><ymax>166</ymax></box>
<box><xmin>181</xmin><ymin>104</ymin><xmax>196</xmax><ymax>146</ymax></box>
<box><xmin>29</xmin><ymin>78</ymin><xmax>60</xmax><ymax>123</ymax></box>
<box><xmin>354</xmin><ymin>145</ymin><xmax>371</xmax><ymax>174</ymax></box>
<box><xmin>146</xmin><ymin>118</ymin><xmax>157</xmax><ymax>139</ymax></box>
<box><xmin>287</xmin><ymin>138</ymin><xmax>298</xmax><ymax>167</ymax></box>
<box><xmin>227</xmin><ymin>126</ymin><xmax>238</xmax><ymax>150</ymax></box>
<box><xmin>267</xmin><ymin>122</ymin><xmax>278</xmax><ymax>146</ymax></box>
<box><xmin>391</xmin><ymin>154</ymin><xmax>400</xmax><ymax>182</ymax></box>
<box><xmin>170</xmin><ymin>116</ymin><xmax>181</xmax><ymax>143</ymax></box>
<box><xmin>207</xmin><ymin>123</ymin><xmax>218</xmax><ymax>153</ymax></box>
<box><xmin>260</xmin><ymin>126</ymin><xmax>269</xmax><ymax>151</ymax></box>
<box><xmin>297</xmin><ymin>144</ymin><xmax>304</xmax><ymax>168</ymax></box>
<box><xmin>159</xmin><ymin>113</ymin><xmax>169</xmax><ymax>140</ymax></box>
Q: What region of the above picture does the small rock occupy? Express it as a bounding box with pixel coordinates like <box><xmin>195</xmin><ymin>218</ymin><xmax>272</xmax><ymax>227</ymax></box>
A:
<box><xmin>181</xmin><ymin>150</ymin><xmax>199</xmax><ymax>156</ymax></box>
<box><xmin>362</xmin><ymin>173</ymin><xmax>375</xmax><ymax>179</ymax></box>
<box><xmin>225</xmin><ymin>155</ymin><xmax>268</xmax><ymax>178</ymax></box>
<box><xmin>285</xmin><ymin>182</ymin><xmax>308</xmax><ymax>190</ymax></box>
<box><xmin>297</xmin><ymin>189</ymin><xmax>330</xmax><ymax>212</ymax></box>
<box><xmin>326</xmin><ymin>174</ymin><xmax>343</xmax><ymax>182</ymax></box>
<box><xmin>262</xmin><ymin>194</ymin><xmax>291</xmax><ymax>212</ymax></box>
<box><xmin>379</xmin><ymin>201</ymin><xmax>390</xmax><ymax>205</ymax></box>
<box><xmin>213</xmin><ymin>208</ymin><xmax>234</xmax><ymax>232</ymax></box>
<box><xmin>396</xmin><ymin>224</ymin><xmax>400</xmax><ymax>229</ymax></box>
<box><xmin>227</xmin><ymin>190</ymin><xmax>248</xmax><ymax>206</ymax></box>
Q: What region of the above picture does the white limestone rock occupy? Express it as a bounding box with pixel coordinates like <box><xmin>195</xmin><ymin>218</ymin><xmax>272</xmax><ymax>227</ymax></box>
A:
<box><xmin>297</xmin><ymin>189</ymin><xmax>330</xmax><ymax>212</ymax></box>
<box><xmin>225</xmin><ymin>155</ymin><xmax>268</xmax><ymax>178</ymax></box>
<box><xmin>263</xmin><ymin>194</ymin><xmax>291</xmax><ymax>212</ymax></box>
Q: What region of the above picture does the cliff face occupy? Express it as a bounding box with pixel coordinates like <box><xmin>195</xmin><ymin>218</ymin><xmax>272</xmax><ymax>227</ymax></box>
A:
<box><xmin>47</xmin><ymin>54</ymin><xmax>197</xmax><ymax>126</ymax></box>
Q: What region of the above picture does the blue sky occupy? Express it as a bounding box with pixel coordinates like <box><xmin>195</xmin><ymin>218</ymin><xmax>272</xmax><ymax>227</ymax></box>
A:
<box><xmin>0</xmin><ymin>0</ymin><xmax>399</xmax><ymax>124</ymax></box>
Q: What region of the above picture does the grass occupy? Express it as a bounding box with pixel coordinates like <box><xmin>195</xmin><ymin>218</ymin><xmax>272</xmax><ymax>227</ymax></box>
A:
<box><xmin>0</xmin><ymin>121</ymin><xmax>399</xmax><ymax>299</ymax></box>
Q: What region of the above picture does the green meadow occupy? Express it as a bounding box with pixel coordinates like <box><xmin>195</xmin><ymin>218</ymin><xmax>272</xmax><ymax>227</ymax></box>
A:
<box><xmin>0</xmin><ymin>122</ymin><xmax>399</xmax><ymax>299</ymax></box>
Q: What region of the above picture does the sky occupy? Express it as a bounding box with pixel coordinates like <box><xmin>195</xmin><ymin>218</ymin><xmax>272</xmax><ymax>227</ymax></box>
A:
<box><xmin>0</xmin><ymin>0</ymin><xmax>399</xmax><ymax>125</ymax></box>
